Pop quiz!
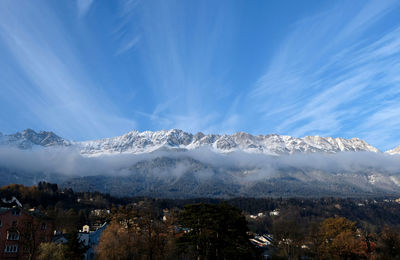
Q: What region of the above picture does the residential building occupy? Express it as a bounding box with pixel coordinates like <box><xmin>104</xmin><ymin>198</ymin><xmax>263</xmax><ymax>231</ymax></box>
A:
<box><xmin>0</xmin><ymin>197</ymin><xmax>53</xmax><ymax>260</ymax></box>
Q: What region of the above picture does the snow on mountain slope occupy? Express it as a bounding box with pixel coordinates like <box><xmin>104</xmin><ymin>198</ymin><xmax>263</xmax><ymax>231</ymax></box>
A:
<box><xmin>78</xmin><ymin>129</ymin><xmax>380</xmax><ymax>155</ymax></box>
<box><xmin>3</xmin><ymin>129</ymin><xmax>400</xmax><ymax>197</ymax></box>
<box><xmin>0</xmin><ymin>129</ymin><xmax>70</xmax><ymax>149</ymax></box>
<box><xmin>0</xmin><ymin>128</ymin><xmax>380</xmax><ymax>155</ymax></box>
<box><xmin>386</xmin><ymin>146</ymin><xmax>400</xmax><ymax>155</ymax></box>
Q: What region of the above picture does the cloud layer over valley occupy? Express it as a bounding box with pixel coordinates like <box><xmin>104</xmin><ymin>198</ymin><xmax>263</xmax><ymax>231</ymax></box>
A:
<box><xmin>1</xmin><ymin>129</ymin><xmax>400</xmax><ymax>197</ymax></box>
<box><xmin>1</xmin><ymin>146</ymin><xmax>400</xmax><ymax>180</ymax></box>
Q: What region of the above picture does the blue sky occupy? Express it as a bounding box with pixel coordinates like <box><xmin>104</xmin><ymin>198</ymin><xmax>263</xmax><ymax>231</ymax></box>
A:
<box><xmin>1</xmin><ymin>0</ymin><xmax>400</xmax><ymax>150</ymax></box>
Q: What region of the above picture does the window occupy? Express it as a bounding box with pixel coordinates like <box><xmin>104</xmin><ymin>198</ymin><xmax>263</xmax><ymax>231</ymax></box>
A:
<box><xmin>4</xmin><ymin>245</ymin><xmax>18</xmax><ymax>253</ymax></box>
<box><xmin>0</xmin><ymin>219</ymin><xmax>2</xmax><ymax>227</ymax></box>
<box><xmin>7</xmin><ymin>231</ymin><xmax>19</xmax><ymax>241</ymax></box>
<box><xmin>11</xmin><ymin>209</ymin><xmax>21</xmax><ymax>216</ymax></box>
<box><xmin>41</xmin><ymin>223</ymin><xmax>46</xmax><ymax>230</ymax></box>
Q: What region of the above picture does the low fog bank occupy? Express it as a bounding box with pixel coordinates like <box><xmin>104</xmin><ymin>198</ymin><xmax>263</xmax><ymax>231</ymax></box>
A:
<box><xmin>1</xmin><ymin>146</ymin><xmax>400</xmax><ymax>179</ymax></box>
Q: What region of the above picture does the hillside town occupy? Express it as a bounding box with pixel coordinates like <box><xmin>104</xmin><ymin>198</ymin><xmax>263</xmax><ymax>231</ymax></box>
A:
<box><xmin>2</xmin><ymin>183</ymin><xmax>400</xmax><ymax>259</ymax></box>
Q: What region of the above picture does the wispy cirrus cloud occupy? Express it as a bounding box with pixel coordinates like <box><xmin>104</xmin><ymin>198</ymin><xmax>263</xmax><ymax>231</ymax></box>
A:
<box><xmin>0</xmin><ymin>1</ymin><xmax>135</xmax><ymax>140</ymax></box>
<box><xmin>2</xmin><ymin>0</ymin><xmax>400</xmax><ymax>152</ymax></box>
<box><xmin>125</xmin><ymin>0</ymin><xmax>237</xmax><ymax>134</ymax></box>
<box><xmin>113</xmin><ymin>0</ymin><xmax>141</xmax><ymax>55</ymax></box>
<box><xmin>115</xmin><ymin>35</ymin><xmax>140</xmax><ymax>56</ymax></box>
<box><xmin>247</xmin><ymin>0</ymin><xmax>400</xmax><ymax>150</ymax></box>
<box><xmin>77</xmin><ymin>0</ymin><xmax>94</xmax><ymax>17</ymax></box>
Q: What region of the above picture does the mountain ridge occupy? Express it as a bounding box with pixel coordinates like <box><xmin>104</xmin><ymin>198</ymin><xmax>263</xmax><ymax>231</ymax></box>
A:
<box><xmin>0</xmin><ymin>128</ymin><xmax>386</xmax><ymax>155</ymax></box>
<box><xmin>1</xmin><ymin>129</ymin><xmax>400</xmax><ymax>198</ymax></box>
<box><xmin>0</xmin><ymin>128</ymin><xmax>70</xmax><ymax>149</ymax></box>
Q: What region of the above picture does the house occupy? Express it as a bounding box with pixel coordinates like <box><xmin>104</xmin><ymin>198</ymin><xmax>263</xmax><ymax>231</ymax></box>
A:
<box><xmin>256</xmin><ymin>235</ymin><xmax>273</xmax><ymax>246</ymax></box>
<box><xmin>81</xmin><ymin>225</ymin><xmax>90</xmax><ymax>233</ymax></box>
<box><xmin>249</xmin><ymin>212</ymin><xmax>265</xmax><ymax>219</ymax></box>
<box><xmin>89</xmin><ymin>209</ymin><xmax>110</xmax><ymax>217</ymax></box>
<box><xmin>250</xmin><ymin>234</ymin><xmax>274</xmax><ymax>247</ymax></box>
<box><xmin>162</xmin><ymin>208</ymin><xmax>170</xmax><ymax>222</ymax></box>
<box><xmin>250</xmin><ymin>234</ymin><xmax>274</xmax><ymax>260</ymax></box>
<box><xmin>269</xmin><ymin>209</ymin><xmax>280</xmax><ymax>216</ymax></box>
<box><xmin>78</xmin><ymin>222</ymin><xmax>108</xmax><ymax>260</ymax></box>
<box><xmin>0</xmin><ymin>197</ymin><xmax>53</xmax><ymax>260</ymax></box>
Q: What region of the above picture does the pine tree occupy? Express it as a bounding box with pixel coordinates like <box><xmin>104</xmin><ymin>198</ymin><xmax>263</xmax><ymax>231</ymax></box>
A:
<box><xmin>64</xmin><ymin>230</ymin><xmax>89</xmax><ymax>260</ymax></box>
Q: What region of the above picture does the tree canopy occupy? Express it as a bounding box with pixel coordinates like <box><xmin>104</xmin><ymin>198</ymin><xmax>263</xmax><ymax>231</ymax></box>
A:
<box><xmin>177</xmin><ymin>202</ymin><xmax>258</xmax><ymax>260</ymax></box>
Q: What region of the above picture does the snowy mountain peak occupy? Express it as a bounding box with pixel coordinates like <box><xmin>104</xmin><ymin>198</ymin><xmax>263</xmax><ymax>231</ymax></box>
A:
<box><xmin>0</xmin><ymin>129</ymin><xmax>70</xmax><ymax>149</ymax></box>
<box><xmin>386</xmin><ymin>146</ymin><xmax>400</xmax><ymax>155</ymax></box>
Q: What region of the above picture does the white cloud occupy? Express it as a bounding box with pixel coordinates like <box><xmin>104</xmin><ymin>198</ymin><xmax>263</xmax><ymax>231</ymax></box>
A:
<box><xmin>77</xmin><ymin>0</ymin><xmax>94</xmax><ymax>17</ymax></box>
<box><xmin>248</xmin><ymin>1</ymin><xmax>400</xmax><ymax>149</ymax></box>
<box><xmin>2</xmin><ymin>146</ymin><xmax>400</xmax><ymax>179</ymax></box>
<box><xmin>115</xmin><ymin>35</ymin><xmax>140</xmax><ymax>55</ymax></box>
<box><xmin>0</xmin><ymin>1</ymin><xmax>135</xmax><ymax>140</ymax></box>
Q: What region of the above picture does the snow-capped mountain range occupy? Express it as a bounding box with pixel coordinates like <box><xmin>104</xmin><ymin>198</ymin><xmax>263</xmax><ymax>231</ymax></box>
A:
<box><xmin>2</xmin><ymin>129</ymin><xmax>400</xmax><ymax>198</ymax></box>
<box><xmin>0</xmin><ymin>128</ymin><xmax>393</xmax><ymax>155</ymax></box>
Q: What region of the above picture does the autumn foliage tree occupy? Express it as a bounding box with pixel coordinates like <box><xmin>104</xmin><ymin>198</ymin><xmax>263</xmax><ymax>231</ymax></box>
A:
<box><xmin>96</xmin><ymin>222</ymin><xmax>133</xmax><ymax>260</ymax></box>
<box><xmin>37</xmin><ymin>243</ymin><xmax>67</xmax><ymax>260</ymax></box>
<box><xmin>317</xmin><ymin>217</ymin><xmax>374</xmax><ymax>259</ymax></box>
<box><xmin>377</xmin><ymin>226</ymin><xmax>400</xmax><ymax>259</ymax></box>
<box><xmin>96</xmin><ymin>202</ymin><xmax>176</xmax><ymax>260</ymax></box>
